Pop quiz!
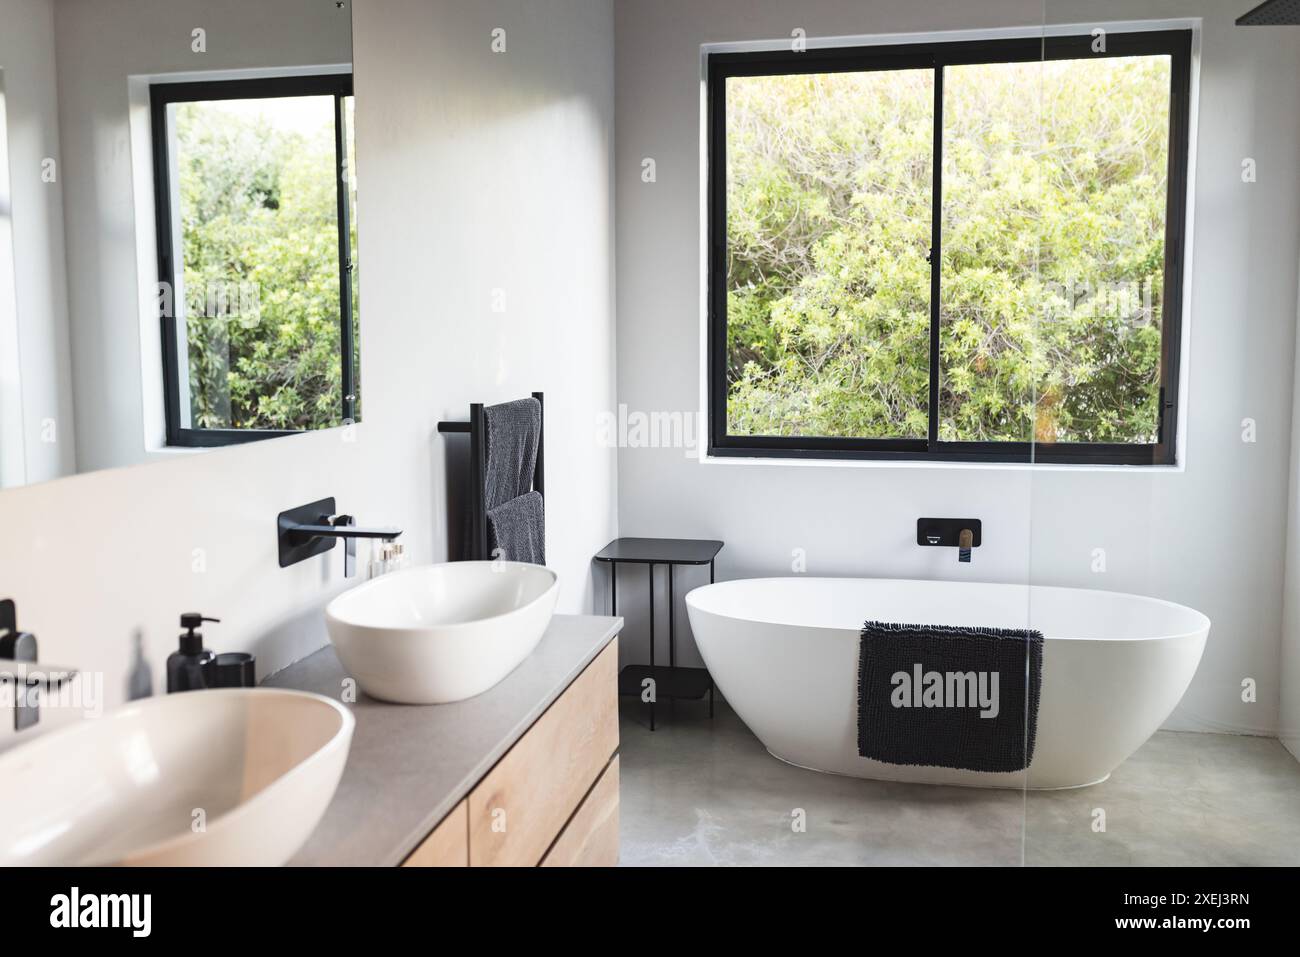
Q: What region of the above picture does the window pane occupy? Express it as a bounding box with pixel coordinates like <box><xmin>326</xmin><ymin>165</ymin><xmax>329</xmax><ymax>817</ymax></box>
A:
<box><xmin>725</xmin><ymin>69</ymin><xmax>934</xmax><ymax>439</ymax></box>
<box><xmin>172</xmin><ymin>94</ymin><xmax>347</xmax><ymax>431</ymax></box>
<box><xmin>940</xmin><ymin>56</ymin><xmax>1171</xmax><ymax>444</ymax></box>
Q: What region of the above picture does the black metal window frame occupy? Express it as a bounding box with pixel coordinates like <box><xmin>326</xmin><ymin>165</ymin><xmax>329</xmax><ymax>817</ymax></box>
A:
<box><xmin>150</xmin><ymin>72</ymin><xmax>357</xmax><ymax>449</ymax></box>
<box><xmin>707</xmin><ymin>30</ymin><xmax>1193</xmax><ymax>466</ymax></box>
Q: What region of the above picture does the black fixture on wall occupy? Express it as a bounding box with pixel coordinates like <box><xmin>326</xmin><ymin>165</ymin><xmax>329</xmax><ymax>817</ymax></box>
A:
<box><xmin>0</xmin><ymin>599</ymin><xmax>78</xmax><ymax>731</ymax></box>
<box><xmin>918</xmin><ymin>518</ymin><xmax>982</xmax><ymax>564</ymax></box>
<box><xmin>1237</xmin><ymin>0</ymin><xmax>1300</xmax><ymax>25</ymax></box>
<box><xmin>916</xmin><ymin>518</ymin><xmax>982</xmax><ymax>549</ymax></box>
<box><xmin>437</xmin><ymin>392</ymin><xmax>544</xmax><ymax>561</ymax></box>
<box><xmin>277</xmin><ymin>498</ymin><xmax>402</xmax><ymax>576</ymax></box>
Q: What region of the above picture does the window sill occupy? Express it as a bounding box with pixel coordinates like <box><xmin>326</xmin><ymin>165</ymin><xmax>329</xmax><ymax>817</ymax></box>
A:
<box><xmin>147</xmin><ymin>445</ymin><xmax>210</xmax><ymax>457</ymax></box>
<box><xmin>698</xmin><ymin>452</ymin><xmax>1185</xmax><ymax>475</ymax></box>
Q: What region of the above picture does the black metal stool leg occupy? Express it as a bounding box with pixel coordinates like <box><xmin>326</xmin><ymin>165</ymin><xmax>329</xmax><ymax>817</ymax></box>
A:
<box><xmin>668</xmin><ymin>564</ymin><xmax>676</xmax><ymax>717</ymax></box>
<box><xmin>668</xmin><ymin>564</ymin><xmax>675</xmax><ymax>669</ymax></box>
<box><xmin>648</xmin><ymin>562</ymin><xmax>655</xmax><ymax>732</ymax></box>
<box><xmin>611</xmin><ymin>562</ymin><xmax>617</xmax><ymax>616</ymax></box>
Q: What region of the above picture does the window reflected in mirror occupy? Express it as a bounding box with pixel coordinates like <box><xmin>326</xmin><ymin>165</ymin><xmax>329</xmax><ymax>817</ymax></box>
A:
<box><xmin>0</xmin><ymin>0</ymin><xmax>356</xmax><ymax>487</ymax></box>
<box><xmin>153</xmin><ymin>77</ymin><xmax>359</xmax><ymax>448</ymax></box>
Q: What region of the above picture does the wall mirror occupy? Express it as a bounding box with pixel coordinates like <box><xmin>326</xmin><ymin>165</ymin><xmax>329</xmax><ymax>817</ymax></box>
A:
<box><xmin>0</xmin><ymin>0</ymin><xmax>358</xmax><ymax>489</ymax></box>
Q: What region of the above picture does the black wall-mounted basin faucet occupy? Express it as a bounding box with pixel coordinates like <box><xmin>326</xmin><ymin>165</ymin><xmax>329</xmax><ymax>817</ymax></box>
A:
<box><xmin>0</xmin><ymin>599</ymin><xmax>78</xmax><ymax>731</ymax></box>
<box><xmin>278</xmin><ymin>497</ymin><xmax>402</xmax><ymax>577</ymax></box>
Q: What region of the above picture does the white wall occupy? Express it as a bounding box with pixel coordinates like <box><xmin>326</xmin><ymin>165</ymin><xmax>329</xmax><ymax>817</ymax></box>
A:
<box><xmin>0</xmin><ymin>0</ymin><xmax>617</xmax><ymax>741</ymax></box>
<box><xmin>0</xmin><ymin>0</ymin><xmax>75</xmax><ymax>485</ymax></box>
<box><xmin>613</xmin><ymin>0</ymin><xmax>1300</xmax><ymax>735</ymax></box>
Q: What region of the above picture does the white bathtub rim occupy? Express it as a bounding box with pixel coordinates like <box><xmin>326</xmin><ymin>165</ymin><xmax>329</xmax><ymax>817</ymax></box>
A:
<box><xmin>684</xmin><ymin>576</ymin><xmax>1211</xmax><ymax>643</ymax></box>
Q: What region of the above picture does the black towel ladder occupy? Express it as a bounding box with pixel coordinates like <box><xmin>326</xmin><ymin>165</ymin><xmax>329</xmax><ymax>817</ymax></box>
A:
<box><xmin>437</xmin><ymin>392</ymin><xmax>544</xmax><ymax>561</ymax></box>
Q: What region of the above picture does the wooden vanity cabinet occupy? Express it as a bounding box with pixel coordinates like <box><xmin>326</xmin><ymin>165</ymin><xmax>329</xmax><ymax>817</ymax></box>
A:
<box><xmin>402</xmin><ymin>639</ymin><xmax>619</xmax><ymax>868</ymax></box>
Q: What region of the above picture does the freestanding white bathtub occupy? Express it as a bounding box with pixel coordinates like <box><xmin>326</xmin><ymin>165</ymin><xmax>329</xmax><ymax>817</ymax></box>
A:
<box><xmin>685</xmin><ymin>578</ymin><xmax>1209</xmax><ymax>789</ymax></box>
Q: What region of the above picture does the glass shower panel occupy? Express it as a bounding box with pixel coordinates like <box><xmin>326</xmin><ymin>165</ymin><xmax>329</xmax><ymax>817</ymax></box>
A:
<box><xmin>1028</xmin><ymin>0</ymin><xmax>1300</xmax><ymax>875</ymax></box>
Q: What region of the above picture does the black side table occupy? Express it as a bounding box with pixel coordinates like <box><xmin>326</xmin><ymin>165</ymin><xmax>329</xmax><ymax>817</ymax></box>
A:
<box><xmin>594</xmin><ymin>537</ymin><xmax>723</xmax><ymax>731</ymax></box>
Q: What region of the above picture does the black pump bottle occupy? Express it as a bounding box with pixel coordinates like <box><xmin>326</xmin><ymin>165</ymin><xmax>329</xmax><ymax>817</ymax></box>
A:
<box><xmin>166</xmin><ymin>613</ymin><xmax>220</xmax><ymax>693</ymax></box>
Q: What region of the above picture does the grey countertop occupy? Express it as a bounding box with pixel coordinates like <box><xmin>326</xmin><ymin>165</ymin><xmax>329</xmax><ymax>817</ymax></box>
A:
<box><xmin>264</xmin><ymin>613</ymin><xmax>621</xmax><ymax>867</ymax></box>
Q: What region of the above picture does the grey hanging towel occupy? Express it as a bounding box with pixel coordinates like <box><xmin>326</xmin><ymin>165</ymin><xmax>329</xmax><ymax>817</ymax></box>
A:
<box><xmin>857</xmin><ymin>621</ymin><xmax>1043</xmax><ymax>773</ymax></box>
<box><xmin>484</xmin><ymin>397</ymin><xmax>541</xmax><ymax>510</ymax></box>
<box><xmin>487</xmin><ymin>491</ymin><xmax>545</xmax><ymax>565</ymax></box>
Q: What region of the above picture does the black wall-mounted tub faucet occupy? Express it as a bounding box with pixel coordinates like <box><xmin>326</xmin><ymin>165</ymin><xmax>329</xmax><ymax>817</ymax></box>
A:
<box><xmin>917</xmin><ymin>518</ymin><xmax>982</xmax><ymax>564</ymax></box>
<box><xmin>278</xmin><ymin>497</ymin><xmax>403</xmax><ymax>577</ymax></box>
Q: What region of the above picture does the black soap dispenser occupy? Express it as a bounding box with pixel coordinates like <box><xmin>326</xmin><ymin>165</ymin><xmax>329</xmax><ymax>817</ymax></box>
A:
<box><xmin>167</xmin><ymin>613</ymin><xmax>219</xmax><ymax>693</ymax></box>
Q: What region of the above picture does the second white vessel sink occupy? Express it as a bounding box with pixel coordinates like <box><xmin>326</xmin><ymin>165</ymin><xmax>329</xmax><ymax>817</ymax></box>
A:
<box><xmin>0</xmin><ymin>687</ymin><xmax>353</xmax><ymax>866</ymax></box>
<box><xmin>325</xmin><ymin>561</ymin><xmax>559</xmax><ymax>704</ymax></box>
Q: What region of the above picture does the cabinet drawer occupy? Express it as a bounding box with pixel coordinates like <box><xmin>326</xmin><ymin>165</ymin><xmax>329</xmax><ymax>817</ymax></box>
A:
<box><xmin>541</xmin><ymin>756</ymin><xmax>619</xmax><ymax>867</ymax></box>
<box><xmin>401</xmin><ymin>800</ymin><xmax>468</xmax><ymax>867</ymax></box>
<box><xmin>468</xmin><ymin>639</ymin><xmax>618</xmax><ymax>866</ymax></box>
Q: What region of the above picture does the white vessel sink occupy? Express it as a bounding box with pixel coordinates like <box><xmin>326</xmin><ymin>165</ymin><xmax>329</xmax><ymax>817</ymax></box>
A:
<box><xmin>0</xmin><ymin>687</ymin><xmax>353</xmax><ymax>866</ymax></box>
<box><xmin>325</xmin><ymin>561</ymin><xmax>559</xmax><ymax>704</ymax></box>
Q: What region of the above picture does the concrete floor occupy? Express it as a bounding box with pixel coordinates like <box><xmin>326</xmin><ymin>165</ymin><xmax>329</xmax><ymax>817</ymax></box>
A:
<box><xmin>618</xmin><ymin>699</ymin><xmax>1300</xmax><ymax>866</ymax></box>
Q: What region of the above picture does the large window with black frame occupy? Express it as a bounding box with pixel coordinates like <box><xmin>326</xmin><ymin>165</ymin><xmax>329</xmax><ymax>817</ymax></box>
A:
<box><xmin>708</xmin><ymin>30</ymin><xmax>1191</xmax><ymax>464</ymax></box>
<box><xmin>151</xmin><ymin>73</ymin><xmax>359</xmax><ymax>448</ymax></box>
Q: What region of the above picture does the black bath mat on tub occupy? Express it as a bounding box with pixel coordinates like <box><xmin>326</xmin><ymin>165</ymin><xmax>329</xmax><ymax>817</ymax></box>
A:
<box><xmin>857</xmin><ymin>621</ymin><xmax>1044</xmax><ymax>773</ymax></box>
